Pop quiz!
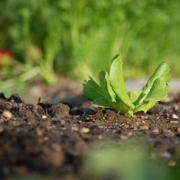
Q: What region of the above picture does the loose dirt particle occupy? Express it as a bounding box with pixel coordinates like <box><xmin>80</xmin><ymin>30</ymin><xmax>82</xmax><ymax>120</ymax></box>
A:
<box><xmin>72</xmin><ymin>126</ymin><xmax>78</xmax><ymax>131</ymax></box>
<box><xmin>2</xmin><ymin>110</ymin><xmax>13</xmax><ymax>119</ymax></box>
<box><xmin>80</xmin><ymin>127</ymin><xmax>90</xmax><ymax>134</ymax></box>
<box><xmin>42</xmin><ymin>115</ymin><xmax>47</xmax><ymax>119</ymax></box>
<box><xmin>171</xmin><ymin>114</ymin><xmax>179</xmax><ymax>119</ymax></box>
<box><xmin>176</xmin><ymin>127</ymin><xmax>180</xmax><ymax>133</ymax></box>
<box><xmin>36</xmin><ymin>128</ymin><xmax>44</xmax><ymax>136</ymax></box>
<box><xmin>152</xmin><ymin>127</ymin><xmax>160</xmax><ymax>134</ymax></box>
<box><xmin>51</xmin><ymin>103</ymin><xmax>70</xmax><ymax>118</ymax></box>
<box><xmin>139</xmin><ymin>125</ymin><xmax>149</xmax><ymax>130</ymax></box>
<box><xmin>170</xmin><ymin>120</ymin><xmax>178</xmax><ymax>124</ymax></box>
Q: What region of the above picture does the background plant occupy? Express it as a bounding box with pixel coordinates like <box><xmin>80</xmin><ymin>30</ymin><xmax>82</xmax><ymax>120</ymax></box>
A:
<box><xmin>84</xmin><ymin>140</ymin><xmax>180</xmax><ymax>180</ymax></box>
<box><xmin>0</xmin><ymin>0</ymin><xmax>180</xmax><ymax>94</ymax></box>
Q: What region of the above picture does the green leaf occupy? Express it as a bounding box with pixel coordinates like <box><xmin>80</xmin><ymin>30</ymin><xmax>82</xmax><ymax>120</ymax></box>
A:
<box><xmin>83</xmin><ymin>56</ymin><xmax>170</xmax><ymax>116</ymax></box>
<box><xmin>135</xmin><ymin>79</ymin><xmax>169</xmax><ymax>112</ymax></box>
<box><xmin>83</xmin><ymin>78</ymin><xmax>113</xmax><ymax>108</ymax></box>
<box><xmin>134</xmin><ymin>62</ymin><xmax>170</xmax><ymax>112</ymax></box>
<box><xmin>128</xmin><ymin>90</ymin><xmax>141</xmax><ymax>103</ymax></box>
<box><xmin>105</xmin><ymin>72</ymin><xmax>116</xmax><ymax>102</ymax></box>
<box><xmin>109</xmin><ymin>55</ymin><xmax>134</xmax><ymax>109</ymax></box>
<box><xmin>98</xmin><ymin>71</ymin><xmax>107</xmax><ymax>88</ymax></box>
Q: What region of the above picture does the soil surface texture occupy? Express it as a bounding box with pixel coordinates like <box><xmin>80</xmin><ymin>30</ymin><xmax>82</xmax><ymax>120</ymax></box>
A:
<box><xmin>0</xmin><ymin>92</ymin><xmax>180</xmax><ymax>179</ymax></box>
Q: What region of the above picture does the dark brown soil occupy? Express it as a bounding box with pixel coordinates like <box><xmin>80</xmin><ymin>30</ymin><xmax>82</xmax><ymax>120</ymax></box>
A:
<box><xmin>0</xmin><ymin>91</ymin><xmax>180</xmax><ymax>179</ymax></box>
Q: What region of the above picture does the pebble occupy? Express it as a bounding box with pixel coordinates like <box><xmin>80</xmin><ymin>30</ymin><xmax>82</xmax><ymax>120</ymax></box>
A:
<box><xmin>166</xmin><ymin>130</ymin><xmax>174</xmax><ymax>137</ymax></box>
<box><xmin>61</xmin><ymin>119</ymin><xmax>66</xmax><ymax>125</ymax></box>
<box><xmin>171</xmin><ymin>114</ymin><xmax>178</xmax><ymax>119</ymax></box>
<box><xmin>176</xmin><ymin>127</ymin><xmax>180</xmax><ymax>133</ymax></box>
<box><xmin>139</xmin><ymin>125</ymin><xmax>149</xmax><ymax>130</ymax></box>
<box><xmin>128</xmin><ymin>131</ymin><xmax>133</xmax><ymax>136</ymax></box>
<box><xmin>72</xmin><ymin>126</ymin><xmax>78</xmax><ymax>131</ymax></box>
<box><xmin>170</xmin><ymin>120</ymin><xmax>178</xmax><ymax>124</ymax></box>
<box><xmin>173</xmin><ymin>105</ymin><xmax>179</xmax><ymax>111</ymax></box>
<box><xmin>2</xmin><ymin>111</ymin><xmax>13</xmax><ymax>119</ymax></box>
<box><xmin>80</xmin><ymin>127</ymin><xmax>90</xmax><ymax>134</ymax></box>
<box><xmin>52</xmin><ymin>117</ymin><xmax>60</xmax><ymax>122</ymax></box>
<box><xmin>36</xmin><ymin>128</ymin><xmax>44</xmax><ymax>136</ymax></box>
<box><xmin>42</xmin><ymin>115</ymin><xmax>47</xmax><ymax>119</ymax></box>
<box><xmin>52</xmin><ymin>104</ymin><xmax>70</xmax><ymax>118</ymax></box>
<box><xmin>99</xmin><ymin>126</ymin><xmax>104</xmax><ymax>129</ymax></box>
<box><xmin>152</xmin><ymin>127</ymin><xmax>160</xmax><ymax>134</ymax></box>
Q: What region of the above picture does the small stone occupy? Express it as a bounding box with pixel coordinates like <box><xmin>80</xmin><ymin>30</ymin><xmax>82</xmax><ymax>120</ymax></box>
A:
<box><xmin>51</xmin><ymin>103</ymin><xmax>70</xmax><ymax>118</ymax></box>
<box><xmin>52</xmin><ymin>117</ymin><xmax>60</xmax><ymax>122</ymax></box>
<box><xmin>173</xmin><ymin>105</ymin><xmax>179</xmax><ymax>111</ymax></box>
<box><xmin>2</xmin><ymin>111</ymin><xmax>13</xmax><ymax>119</ymax></box>
<box><xmin>61</xmin><ymin>119</ymin><xmax>66</xmax><ymax>125</ymax></box>
<box><xmin>36</xmin><ymin>128</ymin><xmax>44</xmax><ymax>136</ymax></box>
<box><xmin>171</xmin><ymin>114</ymin><xmax>178</xmax><ymax>119</ymax></box>
<box><xmin>139</xmin><ymin>125</ymin><xmax>149</xmax><ymax>130</ymax></box>
<box><xmin>42</xmin><ymin>115</ymin><xmax>47</xmax><ymax>119</ymax></box>
<box><xmin>128</xmin><ymin>131</ymin><xmax>133</xmax><ymax>136</ymax></box>
<box><xmin>170</xmin><ymin>120</ymin><xmax>178</xmax><ymax>124</ymax></box>
<box><xmin>166</xmin><ymin>130</ymin><xmax>174</xmax><ymax>137</ymax></box>
<box><xmin>72</xmin><ymin>126</ymin><xmax>78</xmax><ymax>131</ymax></box>
<box><xmin>176</xmin><ymin>127</ymin><xmax>180</xmax><ymax>133</ymax></box>
<box><xmin>80</xmin><ymin>127</ymin><xmax>90</xmax><ymax>134</ymax></box>
<box><xmin>152</xmin><ymin>127</ymin><xmax>160</xmax><ymax>134</ymax></box>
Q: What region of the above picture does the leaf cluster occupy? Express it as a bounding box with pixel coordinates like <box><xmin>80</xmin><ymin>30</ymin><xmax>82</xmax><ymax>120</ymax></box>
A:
<box><xmin>83</xmin><ymin>55</ymin><xmax>170</xmax><ymax>115</ymax></box>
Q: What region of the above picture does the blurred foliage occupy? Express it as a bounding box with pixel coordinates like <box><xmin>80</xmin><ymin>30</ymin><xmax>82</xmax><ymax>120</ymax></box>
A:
<box><xmin>84</xmin><ymin>140</ymin><xmax>180</xmax><ymax>180</ymax></box>
<box><xmin>0</xmin><ymin>0</ymin><xmax>180</xmax><ymax>94</ymax></box>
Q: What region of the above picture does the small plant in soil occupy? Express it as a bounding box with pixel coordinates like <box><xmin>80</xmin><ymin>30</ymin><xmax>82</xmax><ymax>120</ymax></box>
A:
<box><xmin>83</xmin><ymin>55</ymin><xmax>170</xmax><ymax>115</ymax></box>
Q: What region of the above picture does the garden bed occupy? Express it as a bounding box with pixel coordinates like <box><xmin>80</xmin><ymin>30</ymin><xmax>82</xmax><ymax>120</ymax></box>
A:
<box><xmin>0</xmin><ymin>88</ymin><xmax>179</xmax><ymax>179</ymax></box>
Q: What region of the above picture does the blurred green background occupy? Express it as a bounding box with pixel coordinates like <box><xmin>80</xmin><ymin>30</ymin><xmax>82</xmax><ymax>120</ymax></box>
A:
<box><xmin>0</xmin><ymin>0</ymin><xmax>180</xmax><ymax>94</ymax></box>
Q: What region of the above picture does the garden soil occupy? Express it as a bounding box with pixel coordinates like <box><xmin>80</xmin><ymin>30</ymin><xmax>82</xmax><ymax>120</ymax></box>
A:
<box><xmin>0</xmin><ymin>78</ymin><xmax>180</xmax><ymax>179</ymax></box>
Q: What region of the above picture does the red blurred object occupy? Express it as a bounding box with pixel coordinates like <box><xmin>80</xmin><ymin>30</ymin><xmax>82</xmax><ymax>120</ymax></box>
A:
<box><xmin>0</xmin><ymin>50</ymin><xmax>13</xmax><ymax>65</ymax></box>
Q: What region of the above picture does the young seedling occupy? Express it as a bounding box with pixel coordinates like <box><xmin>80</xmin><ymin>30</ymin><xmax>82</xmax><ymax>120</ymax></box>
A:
<box><xmin>83</xmin><ymin>55</ymin><xmax>170</xmax><ymax>115</ymax></box>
